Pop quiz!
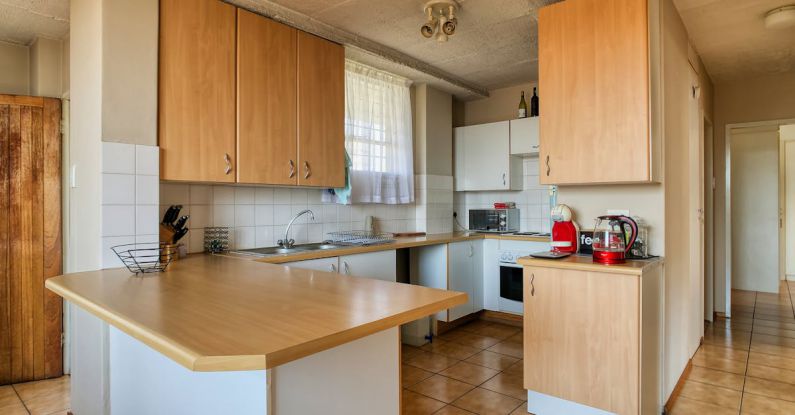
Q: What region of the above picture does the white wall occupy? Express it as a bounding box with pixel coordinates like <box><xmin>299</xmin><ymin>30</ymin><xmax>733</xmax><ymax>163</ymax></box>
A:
<box><xmin>782</xmin><ymin>125</ymin><xmax>795</xmax><ymax>278</ymax></box>
<box><xmin>30</xmin><ymin>37</ymin><xmax>64</xmax><ymax>98</ymax></box>
<box><xmin>0</xmin><ymin>41</ymin><xmax>30</xmax><ymax>95</ymax></box>
<box><xmin>730</xmin><ymin>126</ymin><xmax>780</xmax><ymax>293</ymax></box>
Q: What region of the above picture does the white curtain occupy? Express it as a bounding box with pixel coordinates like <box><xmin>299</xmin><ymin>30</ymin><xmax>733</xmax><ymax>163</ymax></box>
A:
<box><xmin>344</xmin><ymin>60</ymin><xmax>414</xmax><ymax>204</ymax></box>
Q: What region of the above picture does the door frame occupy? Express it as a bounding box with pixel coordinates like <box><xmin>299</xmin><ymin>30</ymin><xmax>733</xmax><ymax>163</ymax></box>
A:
<box><xmin>724</xmin><ymin>117</ymin><xmax>795</xmax><ymax>307</ymax></box>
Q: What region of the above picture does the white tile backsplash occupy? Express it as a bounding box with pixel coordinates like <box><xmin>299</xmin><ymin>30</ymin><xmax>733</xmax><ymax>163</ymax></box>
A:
<box><xmin>101</xmin><ymin>143</ymin><xmax>162</xmax><ymax>268</ymax></box>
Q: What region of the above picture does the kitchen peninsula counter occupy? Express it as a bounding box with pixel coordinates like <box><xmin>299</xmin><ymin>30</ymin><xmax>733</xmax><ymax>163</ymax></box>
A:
<box><xmin>517</xmin><ymin>254</ymin><xmax>663</xmax><ymax>276</ymax></box>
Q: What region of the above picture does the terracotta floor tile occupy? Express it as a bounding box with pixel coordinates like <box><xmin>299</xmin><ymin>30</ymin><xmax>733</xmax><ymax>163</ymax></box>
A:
<box><xmin>751</xmin><ymin>342</ymin><xmax>795</xmax><ymax>359</ymax></box>
<box><xmin>403</xmin><ymin>364</ymin><xmax>436</xmax><ymax>388</ymax></box>
<box><xmin>693</xmin><ymin>351</ymin><xmax>748</xmax><ymax>374</ymax></box>
<box><xmin>449</xmin><ymin>332</ymin><xmax>502</xmax><ymax>350</ymax></box>
<box><xmin>712</xmin><ymin>319</ymin><xmax>753</xmax><ymax>332</ymax></box>
<box><xmin>433</xmin><ymin>405</ymin><xmax>476</xmax><ymax>414</ymax></box>
<box><xmin>458</xmin><ymin>320</ymin><xmax>494</xmax><ymax>333</ymax></box>
<box><xmin>480</xmin><ymin>373</ymin><xmax>527</xmax><ymax>400</ymax></box>
<box><xmin>452</xmin><ymin>387</ymin><xmax>524</xmax><ymax>415</ymax></box>
<box><xmin>669</xmin><ymin>396</ymin><xmax>738</xmax><ymax>415</ymax></box>
<box><xmin>753</xmin><ymin>325</ymin><xmax>795</xmax><ymax>339</ymax></box>
<box><xmin>439</xmin><ymin>361</ymin><xmax>501</xmax><ymax>386</ymax></box>
<box><xmin>474</xmin><ymin>324</ymin><xmax>521</xmax><ymax>340</ymax></box>
<box><xmin>744</xmin><ymin>377</ymin><xmax>795</xmax><ymax>403</ymax></box>
<box><xmin>403</xmin><ymin>344</ymin><xmax>424</xmax><ymax>361</ymax></box>
<box><xmin>407</xmin><ymin>375</ymin><xmax>475</xmax><ymax>404</ymax></box>
<box><xmin>402</xmin><ymin>390</ymin><xmax>446</xmax><ymax>415</ymax></box>
<box><xmin>465</xmin><ymin>350</ymin><xmax>520</xmax><ymax>371</ymax></box>
<box><xmin>509</xmin><ymin>404</ymin><xmax>531</xmax><ymax>414</ymax></box>
<box><xmin>13</xmin><ymin>376</ymin><xmax>70</xmax><ymax>415</ymax></box>
<box><xmin>752</xmin><ymin>334</ymin><xmax>795</xmax><ymax>349</ymax></box>
<box><xmin>741</xmin><ymin>392</ymin><xmax>795</xmax><ymax>414</ymax></box>
<box><xmin>405</xmin><ymin>351</ymin><xmax>461</xmax><ymax>373</ymax></box>
<box><xmin>502</xmin><ymin>360</ymin><xmax>523</xmax><ymax>377</ymax></box>
<box><xmin>679</xmin><ymin>380</ymin><xmax>741</xmax><ymax>410</ymax></box>
<box><xmin>749</xmin><ymin>351</ymin><xmax>795</xmax><ymax>371</ymax></box>
<box><xmin>747</xmin><ymin>364</ymin><xmax>795</xmax><ymax>385</ymax></box>
<box><xmin>0</xmin><ymin>386</ymin><xmax>29</xmax><ymax>415</ymax></box>
<box><xmin>486</xmin><ymin>341</ymin><xmax>523</xmax><ymax>359</ymax></box>
<box><xmin>697</xmin><ymin>344</ymin><xmax>750</xmax><ymax>362</ymax></box>
<box><xmin>437</xmin><ymin>328</ymin><xmax>467</xmax><ymax>342</ymax></box>
<box><xmin>703</xmin><ymin>330</ymin><xmax>751</xmax><ymax>350</ymax></box>
<box><xmin>687</xmin><ymin>366</ymin><xmax>745</xmax><ymax>391</ymax></box>
<box><xmin>421</xmin><ymin>340</ymin><xmax>481</xmax><ymax>360</ymax></box>
<box><xmin>753</xmin><ymin>319</ymin><xmax>795</xmax><ymax>332</ymax></box>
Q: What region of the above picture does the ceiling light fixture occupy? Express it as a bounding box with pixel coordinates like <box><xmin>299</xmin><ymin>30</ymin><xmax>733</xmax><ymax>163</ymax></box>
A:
<box><xmin>765</xmin><ymin>5</ymin><xmax>795</xmax><ymax>29</ymax></box>
<box><xmin>420</xmin><ymin>0</ymin><xmax>460</xmax><ymax>42</ymax></box>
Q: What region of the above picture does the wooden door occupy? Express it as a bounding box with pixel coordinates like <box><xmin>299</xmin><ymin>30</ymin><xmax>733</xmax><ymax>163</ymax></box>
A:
<box><xmin>538</xmin><ymin>0</ymin><xmax>650</xmax><ymax>184</ymax></box>
<box><xmin>523</xmin><ymin>266</ymin><xmax>639</xmax><ymax>414</ymax></box>
<box><xmin>297</xmin><ymin>32</ymin><xmax>345</xmax><ymax>188</ymax></box>
<box><xmin>0</xmin><ymin>95</ymin><xmax>63</xmax><ymax>384</ymax></box>
<box><xmin>237</xmin><ymin>10</ymin><xmax>298</xmax><ymax>185</ymax></box>
<box><xmin>159</xmin><ymin>0</ymin><xmax>236</xmax><ymax>182</ymax></box>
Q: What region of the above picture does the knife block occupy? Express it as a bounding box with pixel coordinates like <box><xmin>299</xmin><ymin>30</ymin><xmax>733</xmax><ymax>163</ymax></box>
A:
<box><xmin>160</xmin><ymin>224</ymin><xmax>176</xmax><ymax>244</ymax></box>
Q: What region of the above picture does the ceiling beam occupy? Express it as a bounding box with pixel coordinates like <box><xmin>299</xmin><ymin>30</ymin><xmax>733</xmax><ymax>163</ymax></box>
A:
<box><xmin>228</xmin><ymin>0</ymin><xmax>490</xmax><ymax>98</ymax></box>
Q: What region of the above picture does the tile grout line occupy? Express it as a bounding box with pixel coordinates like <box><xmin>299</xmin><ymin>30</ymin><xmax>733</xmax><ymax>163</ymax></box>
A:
<box><xmin>10</xmin><ymin>384</ymin><xmax>32</xmax><ymax>415</ymax></box>
<box><xmin>738</xmin><ymin>291</ymin><xmax>758</xmax><ymax>414</ymax></box>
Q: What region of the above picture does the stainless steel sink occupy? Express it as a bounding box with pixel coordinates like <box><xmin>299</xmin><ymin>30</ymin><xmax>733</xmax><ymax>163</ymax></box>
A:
<box><xmin>232</xmin><ymin>242</ymin><xmax>346</xmax><ymax>257</ymax></box>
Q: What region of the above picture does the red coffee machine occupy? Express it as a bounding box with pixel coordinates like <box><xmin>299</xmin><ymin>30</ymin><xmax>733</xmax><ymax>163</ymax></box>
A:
<box><xmin>592</xmin><ymin>215</ymin><xmax>639</xmax><ymax>264</ymax></box>
<box><xmin>551</xmin><ymin>204</ymin><xmax>579</xmax><ymax>254</ymax></box>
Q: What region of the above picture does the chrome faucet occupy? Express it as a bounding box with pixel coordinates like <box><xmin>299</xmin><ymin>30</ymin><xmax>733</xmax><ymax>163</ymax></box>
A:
<box><xmin>278</xmin><ymin>209</ymin><xmax>315</xmax><ymax>249</ymax></box>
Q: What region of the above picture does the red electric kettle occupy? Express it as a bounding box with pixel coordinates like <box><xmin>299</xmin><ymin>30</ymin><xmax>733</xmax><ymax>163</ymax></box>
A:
<box><xmin>591</xmin><ymin>215</ymin><xmax>638</xmax><ymax>264</ymax></box>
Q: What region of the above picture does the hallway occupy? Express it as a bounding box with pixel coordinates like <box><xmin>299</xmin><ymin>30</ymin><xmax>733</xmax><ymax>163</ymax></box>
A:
<box><xmin>670</xmin><ymin>281</ymin><xmax>795</xmax><ymax>414</ymax></box>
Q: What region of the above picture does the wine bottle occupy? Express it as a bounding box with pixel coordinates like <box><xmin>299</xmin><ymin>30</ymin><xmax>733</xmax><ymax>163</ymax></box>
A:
<box><xmin>518</xmin><ymin>91</ymin><xmax>528</xmax><ymax>119</ymax></box>
<box><xmin>530</xmin><ymin>87</ymin><xmax>539</xmax><ymax>117</ymax></box>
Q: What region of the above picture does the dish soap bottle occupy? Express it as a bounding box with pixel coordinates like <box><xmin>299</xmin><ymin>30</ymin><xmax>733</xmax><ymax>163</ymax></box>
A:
<box><xmin>517</xmin><ymin>91</ymin><xmax>528</xmax><ymax>118</ymax></box>
<box><xmin>530</xmin><ymin>87</ymin><xmax>539</xmax><ymax>117</ymax></box>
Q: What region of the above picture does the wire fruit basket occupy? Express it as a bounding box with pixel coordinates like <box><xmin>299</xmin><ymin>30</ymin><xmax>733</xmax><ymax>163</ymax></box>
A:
<box><xmin>326</xmin><ymin>231</ymin><xmax>395</xmax><ymax>246</ymax></box>
<box><xmin>111</xmin><ymin>242</ymin><xmax>174</xmax><ymax>274</ymax></box>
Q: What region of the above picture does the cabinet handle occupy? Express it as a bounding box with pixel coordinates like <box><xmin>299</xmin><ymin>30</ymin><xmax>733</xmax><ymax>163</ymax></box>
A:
<box><xmin>288</xmin><ymin>160</ymin><xmax>296</xmax><ymax>178</ymax></box>
<box><xmin>224</xmin><ymin>153</ymin><xmax>232</xmax><ymax>175</ymax></box>
<box><xmin>468</xmin><ymin>245</ymin><xmax>474</xmax><ymax>257</ymax></box>
<box><xmin>532</xmin><ymin>145</ymin><xmax>539</xmax><ymax>149</ymax></box>
<box><xmin>502</xmin><ymin>173</ymin><xmax>506</xmax><ymax>186</ymax></box>
<box><xmin>530</xmin><ymin>273</ymin><xmax>535</xmax><ymax>296</ymax></box>
<box><xmin>304</xmin><ymin>161</ymin><xmax>311</xmax><ymax>179</ymax></box>
<box><xmin>343</xmin><ymin>261</ymin><xmax>350</xmax><ymax>274</ymax></box>
<box><xmin>330</xmin><ymin>263</ymin><xmax>337</xmax><ymax>273</ymax></box>
<box><xmin>545</xmin><ymin>155</ymin><xmax>550</xmax><ymax>177</ymax></box>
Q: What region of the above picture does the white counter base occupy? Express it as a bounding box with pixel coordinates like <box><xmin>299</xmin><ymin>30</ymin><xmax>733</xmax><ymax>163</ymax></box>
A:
<box><xmin>106</xmin><ymin>325</ymin><xmax>399</xmax><ymax>415</ymax></box>
<box><xmin>526</xmin><ymin>390</ymin><xmax>616</xmax><ymax>415</ymax></box>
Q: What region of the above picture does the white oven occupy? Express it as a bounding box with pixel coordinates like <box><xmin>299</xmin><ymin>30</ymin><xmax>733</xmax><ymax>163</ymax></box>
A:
<box><xmin>497</xmin><ymin>250</ymin><xmax>528</xmax><ymax>315</ymax></box>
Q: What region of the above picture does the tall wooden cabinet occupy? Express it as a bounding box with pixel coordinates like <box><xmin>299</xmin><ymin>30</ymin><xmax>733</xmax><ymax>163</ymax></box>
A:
<box><xmin>237</xmin><ymin>9</ymin><xmax>298</xmax><ymax>185</ymax></box>
<box><xmin>159</xmin><ymin>0</ymin><xmax>236</xmax><ymax>183</ymax></box>
<box><xmin>297</xmin><ymin>32</ymin><xmax>346</xmax><ymax>188</ymax></box>
<box><xmin>160</xmin><ymin>0</ymin><xmax>345</xmax><ymax>188</ymax></box>
<box><xmin>538</xmin><ymin>0</ymin><xmax>657</xmax><ymax>185</ymax></box>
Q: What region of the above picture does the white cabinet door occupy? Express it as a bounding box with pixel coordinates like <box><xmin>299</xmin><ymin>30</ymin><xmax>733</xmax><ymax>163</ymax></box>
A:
<box><xmin>510</xmin><ymin>117</ymin><xmax>540</xmax><ymax>155</ymax></box>
<box><xmin>448</xmin><ymin>241</ymin><xmax>482</xmax><ymax>321</ymax></box>
<box><xmin>454</xmin><ymin>121</ymin><xmax>522</xmax><ymax>191</ymax></box>
<box><xmin>283</xmin><ymin>257</ymin><xmax>339</xmax><ymax>273</ymax></box>
<box><xmin>339</xmin><ymin>250</ymin><xmax>397</xmax><ymax>282</ymax></box>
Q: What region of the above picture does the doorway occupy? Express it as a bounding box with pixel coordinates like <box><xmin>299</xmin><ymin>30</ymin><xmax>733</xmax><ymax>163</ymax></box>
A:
<box><xmin>725</xmin><ymin>121</ymin><xmax>795</xmax><ymax>295</ymax></box>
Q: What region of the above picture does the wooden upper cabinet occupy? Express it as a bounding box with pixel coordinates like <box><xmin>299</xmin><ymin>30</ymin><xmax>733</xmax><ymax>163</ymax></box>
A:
<box><xmin>297</xmin><ymin>32</ymin><xmax>345</xmax><ymax>188</ymax></box>
<box><xmin>159</xmin><ymin>0</ymin><xmax>236</xmax><ymax>182</ymax></box>
<box><xmin>538</xmin><ymin>0</ymin><xmax>651</xmax><ymax>185</ymax></box>
<box><xmin>237</xmin><ymin>9</ymin><xmax>298</xmax><ymax>185</ymax></box>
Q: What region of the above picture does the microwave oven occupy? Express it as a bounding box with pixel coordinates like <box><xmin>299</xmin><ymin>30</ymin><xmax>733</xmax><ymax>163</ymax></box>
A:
<box><xmin>468</xmin><ymin>209</ymin><xmax>520</xmax><ymax>233</ymax></box>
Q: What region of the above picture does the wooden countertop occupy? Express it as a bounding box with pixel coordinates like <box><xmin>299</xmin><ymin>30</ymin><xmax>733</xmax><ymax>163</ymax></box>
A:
<box><xmin>517</xmin><ymin>254</ymin><xmax>663</xmax><ymax>276</ymax></box>
<box><xmin>45</xmin><ymin>255</ymin><xmax>466</xmax><ymax>372</ymax></box>
<box><xmin>248</xmin><ymin>232</ymin><xmax>550</xmax><ymax>264</ymax></box>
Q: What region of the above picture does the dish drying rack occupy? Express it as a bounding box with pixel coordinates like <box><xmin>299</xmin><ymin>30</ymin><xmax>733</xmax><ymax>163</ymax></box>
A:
<box><xmin>111</xmin><ymin>242</ymin><xmax>174</xmax><ymax>274</ymax></box>
<box><xmin>326</xmin><ymin>231</ymin><xmax>395</xmax><ymax>246</ymax></box>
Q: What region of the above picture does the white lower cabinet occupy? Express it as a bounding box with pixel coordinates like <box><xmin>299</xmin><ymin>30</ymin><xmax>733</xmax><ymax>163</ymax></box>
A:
<box><xmin>447</xmin><ymin>241</ymin><xmax>483</xmax><ymax>321</ymax></box>
<box><xmin>339</xmin><ymin>250</ymin><xmax>397</xmax><ymax>282</ymax></box>
<box><xmin>283</xmin><ymin>257</ymin><xmax>339</xmax><ymax>273</ymax></box>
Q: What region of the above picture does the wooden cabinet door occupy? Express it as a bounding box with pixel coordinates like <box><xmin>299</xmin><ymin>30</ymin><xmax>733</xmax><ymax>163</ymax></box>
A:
<box><xmin>523</xmin><ymin>266</ymin><xmax>640</xmax><ymax>414</ymax></box>
<box><xmin>448</xmin><ymin>241</ymin><xmax>475</xmax><ymax>320</ymax></box>
<box><xmin>297</xmin><ymin>32</ymin><xmax>345</xmax><ymax>188</ymax></box>
<box><xmin>159</xmin><ymin>0</ymin><xmax>236</xmax><ymax>182</ymax></box>
<box><xmin>0</xmin><ymin>95</ymin><xmax>62</xmax><ymax>384</ymax></box>
<box><xmin>237</xmin><ymin>10</ymin><xmax>298</xmax><ymax>185</ymax></box>
<box><xmin>339</xmin><ymin>250</ymin><xmax>397</xmax><ymax>282</ymax></box>
<box><xmin>538</xmin><ymin>0</ymin><xmax>650</xmax><ymax>184</ymax></box>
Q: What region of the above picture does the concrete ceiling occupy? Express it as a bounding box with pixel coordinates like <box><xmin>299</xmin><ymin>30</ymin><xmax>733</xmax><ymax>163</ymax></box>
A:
<box><xmin>674</xmin><ymin>0</ymin><xmax>795</xmax><ymax>83</ymax></box>
<box><xmin>0</xmin><ymin>0</ymin><xmax>69</xmax><ymax>45</ymax></box>
<box><xmin>253</xmin><ymin>0</ymin><xmax>558</xmax><ymax>96</ymax></box>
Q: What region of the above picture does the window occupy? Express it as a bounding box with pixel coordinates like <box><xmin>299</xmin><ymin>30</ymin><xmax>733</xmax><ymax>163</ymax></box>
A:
<box><xmin>342</xmin><ymin>60</ymin><xmax>414</xmax><ymax>204</ymax></box>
